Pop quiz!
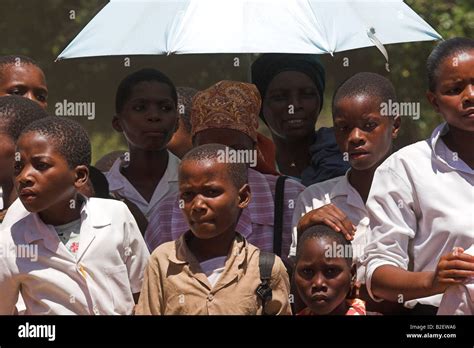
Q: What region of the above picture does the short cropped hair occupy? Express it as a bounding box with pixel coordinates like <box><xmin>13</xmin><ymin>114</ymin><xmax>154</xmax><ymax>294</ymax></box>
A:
<box><xmin>297</xmin><ymin>224</ymin><xmax>353</xmax><ymax>267</ymax></box>
<box><xmin>20</xmin><ymin>117</ymin><xmax>91</xmax><ymax>168</ymax></box>
<box><xmin>180</xmin><ymin>143</ymin><xmax>248</xmax><ymax>189</ymax></box>
<box><xmin>0</xmin><ymin>95</ymin><xmax>49</xmax><ymax>141</ymax></box>
<box><xmin>115</xmin><ymin>68</ymin><xmax>178</xmax><ymax>114</ymax></box>
<box><xmin>332</xmin><ymin>72</ymin><xmax>397</xmax><ymax>114</ymax></box>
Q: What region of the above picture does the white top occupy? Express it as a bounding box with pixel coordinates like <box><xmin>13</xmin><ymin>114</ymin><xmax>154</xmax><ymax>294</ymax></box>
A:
<box><xmin>199</xmin><ymin>256</ymin><xmax>227</xmax><ymax>288</ymax></box>
<box><xmin>105</xmin><ymin>150</ymin><xmax>180</xmax><ymax>220</ymax></box>
<box><xmin>437</xmin><ymin>245</ymin><xmax>474</xmax><ymax>315</ymax></box>
<box><xmin>290</xmin><ymin>171</ymin><xmax>370</xmax><ymax>282</ymax></box>
<box><xmin>363</xmin><ymin>123</ymin><xmax>474</xmax><ymax>308</ymax></box>
<box><xmin>0</xmin><ymin>197</ymin><xmax>150</xmax><ymax>315</ymax></box>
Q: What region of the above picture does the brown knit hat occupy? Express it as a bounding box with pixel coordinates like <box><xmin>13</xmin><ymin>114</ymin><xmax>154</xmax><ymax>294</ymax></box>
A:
<box><xmin>191</xmin><ymin>80</ymin><xmax>260</xmax><ymax>143</ymax></box>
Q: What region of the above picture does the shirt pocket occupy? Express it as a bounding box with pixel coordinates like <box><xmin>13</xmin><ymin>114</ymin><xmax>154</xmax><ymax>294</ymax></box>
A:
<box><xmin>104</xmin><ymin>264</ymin><xmax>134</xmax><ymax>315</ymax></box>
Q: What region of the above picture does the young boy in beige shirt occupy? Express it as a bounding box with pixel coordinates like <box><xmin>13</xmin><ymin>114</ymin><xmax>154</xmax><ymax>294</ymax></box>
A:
<box><xmin>137</xmin><ymin>144</ymin><xmax>291</xmax><ymax>315</ymax></box>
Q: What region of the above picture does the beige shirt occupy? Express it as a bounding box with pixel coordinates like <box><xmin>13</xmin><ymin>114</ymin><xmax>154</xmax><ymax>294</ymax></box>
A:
<box><xmin>136</xmin><ymin>232</ymin><xmax>292</xmax><ymax>315</ymax></box>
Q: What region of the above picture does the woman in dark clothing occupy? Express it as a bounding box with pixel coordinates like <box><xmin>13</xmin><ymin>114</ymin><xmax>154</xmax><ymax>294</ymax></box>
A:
<box><xmin>251</xmin><ymin>53</ymin><xmax>349</xmax><ymax>186</ymax></box>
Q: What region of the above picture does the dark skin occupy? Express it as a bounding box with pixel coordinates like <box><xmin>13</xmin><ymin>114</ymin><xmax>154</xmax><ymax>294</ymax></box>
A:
<box><xmin>167</xmin><ymin>118</ymin><xmax>193</xmax><ymax>159</ymax></box>
<box><xmin>262</xmin><ymin>71</ymin><xmax>320</xmax><ymax>177</ymax></box>
<box><xmin>179</xmin><ymin>159</ymin><xmax>251</xmax><ymax>262</ymax></box>
<box><xmin>372</xmin><ymin>50</ymin><xmax>474</xmax><ymax>302</ymax></box>
<box><xmin>295</xmin><ymin>237</ymin><xmax>355</xmax><ymax>315</ymax></box>
<box><xmin>112</xmin><ymin>81</ymin><xmax>179</xmax><ymax>203</ymax></box>
<box><xmin>14</xmin><ymin>132</ymin><xmax>88</xmax><ymax>225</ymax></box>
<box><xmin>15</xmin><ymin>131</ymin><xmax>142</xmax><ymax>303</ymax></box>
<box><xmin>0</xmin><ymin>64</ymin><xmax>48</xmax><ymax>109</ymax></box>
<box><xmin>0</xmin><ymin>133</ymin><xmax>16</xmax><ymax>210</ymax></box>
<box><xmin>297</xmin><ymin>94</ymin><xmax>401</xmax><ymax>240</ymax></box>
<box><xmin>427</xmin><ymin>49</ymin><xmax>474</xmax><ymax>169</ymax></box>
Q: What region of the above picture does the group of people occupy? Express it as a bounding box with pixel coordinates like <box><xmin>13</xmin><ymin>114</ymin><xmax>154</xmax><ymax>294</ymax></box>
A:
<box><xmin>0</xmin><ymin>36</ymin><xmax>472</xmax><ymax>316</ymax></box>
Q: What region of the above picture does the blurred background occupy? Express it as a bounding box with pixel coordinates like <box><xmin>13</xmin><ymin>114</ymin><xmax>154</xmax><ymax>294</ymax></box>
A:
<box><xmin>0</xmin><ymin>0</ymin><xmax>472</xmax><ymax>163</ymax></box>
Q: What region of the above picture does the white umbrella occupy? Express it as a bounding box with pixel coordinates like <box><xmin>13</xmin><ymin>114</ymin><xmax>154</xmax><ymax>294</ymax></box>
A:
<box><xmin>57</xmin><ymin>0</ymin><xmax>441</xmax><ymax>63</ymax></box>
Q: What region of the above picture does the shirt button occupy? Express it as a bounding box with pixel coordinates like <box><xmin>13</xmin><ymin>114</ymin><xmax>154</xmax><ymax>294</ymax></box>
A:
<box><xmin>93</xmin><ymin>305</ymin><xmax>100</xmax><ymax>315</ymax></box>
<box><xmin>207</xmin><ymin>294</ymin><xmax>214</xmax><ymax>301</ymax></box>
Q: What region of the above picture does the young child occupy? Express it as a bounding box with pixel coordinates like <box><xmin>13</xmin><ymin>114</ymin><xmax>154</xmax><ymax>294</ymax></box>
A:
<box><xmin>0</xmin><ymin>55</ymin><xmax>48</xmax><ymax>109</ymax></box>
<box><xmin>0</xmin><ymin>117</ymin><xmax>150</xmax><ymax>315</ymax></box>
<box><xmin>294</xmin><ymin>224</ymin><xmax>365</xmax><ymax>315</ymax></box>
<box><xmin>290</xmin><ymin>72</ymin><xmax>401</xmax><ymax>283</ymax></box>
<box><xmin>363</xmin><ymin>37</ymin><xmax>474</xmax><ymax>314</ymax></box>
<box><xmin>0</xmin><ymin>95</ymin><xmax>48</xmax><ymax>223</ymax></box>
<box><xmin>136</xmin><ymin>144</ymin><xmax>291</xmax><ymax>315</ymax></box>
<box><xmin>145</xmin><ymin>80</ymin><xmax>304</xmax><ymax>264</ymax></box>
<box><xmin>107</xmin><ymin>68</ymin><xmax>180</xmax><ymax>221</ymax></box>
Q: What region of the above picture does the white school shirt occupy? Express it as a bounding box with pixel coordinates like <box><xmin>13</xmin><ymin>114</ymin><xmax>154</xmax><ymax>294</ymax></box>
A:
<box><xmin>290</xmin><ymin>171</ymin><xmax>370</xmax><ymax>282</ymax></box>
<box><xmin>362</xmin><ymin>123</ymin><xmax>474</xmax><ymax>308</ymax></box>
<box><xmin>105</xmin><ymin>150</ymin><xmax>180</xmax><ymax>220</ymax></box>
<box><xmin>437</xmin><ymin>245</ymin><xmax>474</xmax><ymax>315</ymax></box>
<box><xmin>0</xmin><ymin>197</ymin><xmax>150</xmax><ymax>315</ymax></box>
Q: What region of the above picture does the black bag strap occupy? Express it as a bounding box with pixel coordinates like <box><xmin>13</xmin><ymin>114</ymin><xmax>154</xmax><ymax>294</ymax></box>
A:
<box><xmin>273</xmin><ymin>175</ymin><xmax>288</xmax><ymax>256</ymax></box>
<box><xmin>256</xmin><ymin>251</ymin><xmax>275</xmax><ymax>309</ymax></box>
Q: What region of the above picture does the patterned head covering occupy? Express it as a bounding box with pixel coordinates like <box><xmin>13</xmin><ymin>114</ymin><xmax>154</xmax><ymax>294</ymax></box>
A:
<box><xmin>251</xmin><ymin>53</ymin><xmax>326</xmax><ymax>122</ymax></box>
<box><xmin>191</xmin><ymin>80</ymin><xmax>260</xmax><ymax>143</ymax></box>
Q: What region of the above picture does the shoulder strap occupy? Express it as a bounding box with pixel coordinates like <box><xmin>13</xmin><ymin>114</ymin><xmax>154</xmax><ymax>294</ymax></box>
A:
<box><xmin>256</xmin><ymin>251</ymin><xmax>275</xmax><ymax>309</ymax></box>
<box><xmin>273</xmin><ymin>175</ymin><xmax>288</xmax><ymax>256</ymax></box>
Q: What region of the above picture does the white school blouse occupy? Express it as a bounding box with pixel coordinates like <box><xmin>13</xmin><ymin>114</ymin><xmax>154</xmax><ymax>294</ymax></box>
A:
<box><xmin>290</xmin><ymin>171</ymin><xmax>370</xmax><ymax>282</ymax></box>
<box><xmin>363</xmin><ymin>123</ymin><xmax>474</xmax><ymax>308</ymax></box>
<box><xmin>0</xmin><ymin>197</ymin><xmax>150</xmax><ymax>315</ymax></box>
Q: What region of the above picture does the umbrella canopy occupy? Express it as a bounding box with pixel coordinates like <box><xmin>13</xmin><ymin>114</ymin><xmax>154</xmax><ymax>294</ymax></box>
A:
<box><xmin>57</xmin><ymin>0</ymin><xmax>441</xmax><ymax>60</ymax></box>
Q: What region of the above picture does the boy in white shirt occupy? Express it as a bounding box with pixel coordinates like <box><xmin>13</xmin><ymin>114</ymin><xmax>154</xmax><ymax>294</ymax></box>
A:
<box><xmin>0</xmin><ymin>117</ymin><xmax>149</xmax><ymax>315</ymax></box>
<box><xmin>291</xmin><ymin>72</ymin><xmax>401</xmax><ymax>281</ymax></box>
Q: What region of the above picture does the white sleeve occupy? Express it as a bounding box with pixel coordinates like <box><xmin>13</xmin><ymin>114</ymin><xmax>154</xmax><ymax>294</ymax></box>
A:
<box><xmin>289</xmin><ymin>187</ymin><xmax>325</xmax><ymax>257</ymax></box>
<box><xmin>0</xmin><ymin>251</ymin><xmax>20</xmax><ymax>314</ymax></box>
<box><xmin>437</xmin><ymin>284</ymin><xmax>474</xmax><ymax>315</ymax></box>
<box><xmin>362</xmin><ymin>165</ymin><xmax>418</xmax><ymax>301</ymax></box>
<box><xmin>122</xmin><ymin>204</ymin><xmax>151</xmax><ymax>294</ymax></box>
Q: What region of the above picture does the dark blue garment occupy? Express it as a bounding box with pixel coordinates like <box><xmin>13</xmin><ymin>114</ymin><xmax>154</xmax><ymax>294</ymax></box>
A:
<box><xmin>300</xmin><ymin>127</ymin><xmax>350</xmax><ymax>186</ymax></box>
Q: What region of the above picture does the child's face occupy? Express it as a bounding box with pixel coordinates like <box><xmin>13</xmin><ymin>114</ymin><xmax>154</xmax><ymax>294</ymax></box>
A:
<box><xmin>427</xmin><ymin>49</ymin><xmax>474</xmax><ymax>132</ymax></box>
<box><xmin>0</xmin><ymin>64</ymin><xmax>48</xmax><ymax>109</ymax></box>
<box><xmin>262</xmin><ymin>71</ymin><xmax>321</xmax><ymax>140</ymax></box>
<box><xmin>0</xmin><ymin>133</ymin><xmax>15</xmax><ymax>184</ymax></box>
<box><xmin>295</xmin><ymin>237</ymin><xmax>352</xmax><ymax>315</ymax></box>
<box><xmin>113</xmin><ymin>81</ymin><xmax>178</xmax><ymax>152</ymax></box>
<box><xmin>14</xmin><ymin>132</ymin><xmax>87</xmax><ymax>214</ymax></box>
<box><xmin>333</xmin><ymin>95</ymin><xmax>399</xmax><ymax>171</ymax></box>
<box><xmin>179</xmin><ymin>159</ymin><xmax>250</xmax><ymax>240</ymax></box>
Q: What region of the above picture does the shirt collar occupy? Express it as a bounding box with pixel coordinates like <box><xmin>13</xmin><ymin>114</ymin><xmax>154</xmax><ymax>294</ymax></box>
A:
<box><xmin>328</xmin><ymin>170</ymin><xmax>365</xmax><ymax>210</ymax></box>
<box><xmin>106</xmin><ymin>150</ymin><xmax>180</xmax><ymax>192</ymax></box>
<box><xmin>23</xmin><ymin>197</ymin><xmax>110</xmax><ymax>245</ymax></box>
<box><xmin>430</xmin><ymin>122</ymin><xmax>474</xmax><ymax>174</ymax></box>
<box><xmin>169</xmin><ymin>231</ymin><xmax>248</xmax><ymax>268</ymax></box>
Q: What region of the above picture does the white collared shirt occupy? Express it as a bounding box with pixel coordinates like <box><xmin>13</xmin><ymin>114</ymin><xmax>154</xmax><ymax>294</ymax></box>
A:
<box><xmin>290</xmin><ymin>171</ymin><xmax>369</xmax><ymax>281</ymax></box>
<box><xmin>363</xmin><ymin>123</ymin><xmax>474</xmax><ymax>308</ymax></box>
<box><xmin>105</xmin><ymin>151</ymin><xmax>180</xmax><ymax>220</ymax></box>
<box><xmin>0</xmin><ymin>198</ymin><xmax>150</xmax><ymax>315</ymax></box>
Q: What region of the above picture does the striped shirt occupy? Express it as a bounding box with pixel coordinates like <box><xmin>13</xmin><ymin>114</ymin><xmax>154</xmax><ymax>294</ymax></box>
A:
<box><xmin>145</xmin><ymin>168</ymin><xmax>304</xmax><ymax>262</ymax></box>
